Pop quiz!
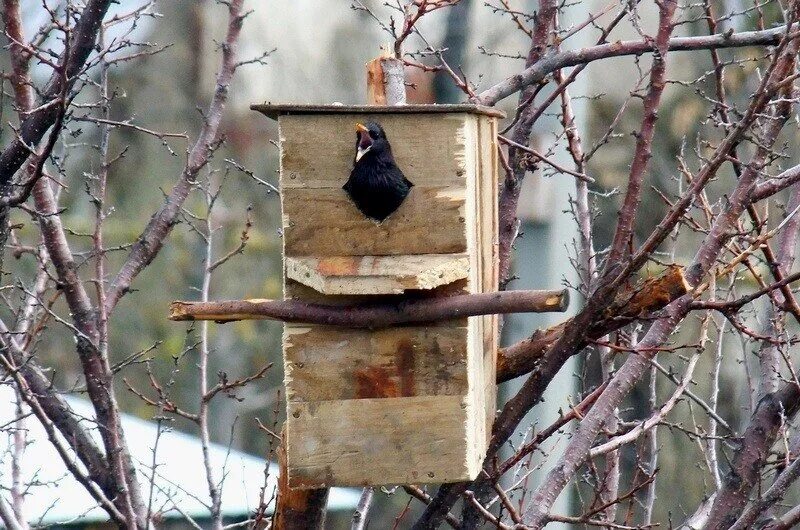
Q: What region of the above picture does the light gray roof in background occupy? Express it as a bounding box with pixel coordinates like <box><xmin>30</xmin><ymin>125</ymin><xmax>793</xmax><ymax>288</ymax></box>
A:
<box><xmin>0</xmin><ymin>386</ymin><xmax>360</xmax><ymax>526</ymax></box>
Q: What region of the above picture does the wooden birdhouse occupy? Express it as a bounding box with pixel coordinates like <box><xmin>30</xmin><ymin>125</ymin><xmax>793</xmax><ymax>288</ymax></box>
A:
<box><xmin>252</xmin><ymin>103</ymin><xmax>503</xmax><ymax>488</ymax></box>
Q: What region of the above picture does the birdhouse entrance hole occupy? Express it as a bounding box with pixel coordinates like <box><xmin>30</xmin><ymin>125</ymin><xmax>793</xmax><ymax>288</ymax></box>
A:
<box><xmin>253</xmin><ymin>104</ymin><xmax>503</xmax><ymax>488</ymax></box>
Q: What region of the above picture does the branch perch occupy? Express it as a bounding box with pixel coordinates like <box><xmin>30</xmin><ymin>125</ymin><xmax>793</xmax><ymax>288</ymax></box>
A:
<box><xmin>169</xmin><ymin>289</ymin><xmax>569</xmax><ymax>327</ymax></box>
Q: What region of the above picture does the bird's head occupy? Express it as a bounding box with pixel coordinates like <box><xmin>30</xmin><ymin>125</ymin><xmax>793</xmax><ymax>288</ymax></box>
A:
<box><xmin>354</xmin><ymin>121</ymin><xmax>389</xmax><ymax>163</ymax></box>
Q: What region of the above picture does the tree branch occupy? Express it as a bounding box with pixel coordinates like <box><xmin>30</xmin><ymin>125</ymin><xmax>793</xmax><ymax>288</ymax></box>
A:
<box><xmin>704</xmin><ymin>383</ymin><xmax>800</xmax><ymax>529</ymax></box>
<box><xmin>0</xmin><ymin>0</ymin><xmax>114</xmax><ymax>186</ymax></box>
<box><xmin>604</xmin><ymin>2</ymin><xmax>674</xmax><ymax>273</ymax></box>
<box><xmin>498</xmin><ymin>264</ymin><xmax>690</xmax><ymax>382</ymax></box>
<box><xmin>473</xmin><ymin>24</ymin><xmax>798</xmax><ymax>106</ymax></box>
<box><xmin>169</xmin><ymin>289</ymin><xmax>569</xmax><ymax>326</ymax></box>
<box><xmin>105</xmin><ymin>0</ymin><xmax>245</xmax><ymax>312</ymax></box>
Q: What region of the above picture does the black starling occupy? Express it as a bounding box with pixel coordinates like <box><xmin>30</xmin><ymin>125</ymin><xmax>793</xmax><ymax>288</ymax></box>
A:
<box><xmin>343</xmin><ymin>121</ymin><xmax>414</xmax><ymax>222</ymax></box>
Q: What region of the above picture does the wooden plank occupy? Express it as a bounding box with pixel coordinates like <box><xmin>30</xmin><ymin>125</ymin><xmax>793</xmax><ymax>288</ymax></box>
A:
<box><xmin>459</xmin><ymin>115</ymin><xmax>491</xmax><ymax>466</ymax></box>
<box><xmin>283</xmin><ymin>324</ymin><xmax>469</xmax><ymax>402</ymax></box>
<box><xmin>285</xmin><ymin>254</ymin><xmax>470</xmax><ymax>295</ymax></box>
<box><xmin>252</xmin><ymin>103</ymin><xmax>506</xmax><ymax>119</ymax></box>
<box><xmin>479</xmin><ymin>115</ymin><xmax>500</xmax><ymax>437</ymax></box>
<box><xmin>463</xmin><ymin>115</ymin><xmax>480</xmax><ymax>294</ymax></box>
<box><xmin>286</xmin><ymin>395</ymin><xmax>480</xmax><ymax>488</ymax></box>
<box><xmin>282</xmin><ymin>186</ymin><xmax>467</xmax><ymax>256</ymax></box>
<box><xmin>283</xmin><ymin>278</ymin><xmax>471</xmax><ymax>305</ymax></box>
<box><xmin>465</xmin><ymin>316</ymin><xmax>489</xmax><ymax>474</ymax></box>
<box><xmin>274</xmin><ymin>427</ymin><xmax>329</xmax><ymax>530</ymax></box>
<box><xmin>279</xmin><ymin>113</ymin><xmax>470</xmax><ymax>189</ymax></box>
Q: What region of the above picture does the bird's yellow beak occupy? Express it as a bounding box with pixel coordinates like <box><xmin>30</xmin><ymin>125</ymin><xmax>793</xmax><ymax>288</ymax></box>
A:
<box><xmin>355</xmin><ymin>123</ymin><xmax>372</xmax><ymax>162</ymax></box>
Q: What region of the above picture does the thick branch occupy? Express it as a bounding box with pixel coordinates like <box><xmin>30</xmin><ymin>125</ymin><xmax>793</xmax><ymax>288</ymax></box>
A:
<box><xmin>495</xmin><ymin>0</ymin><xmax>557</xmax><ymax>288</ymax></box>
<box><xmin>498</xmin><ymin>265</ymin><xmax>689</xmax><ymax>382</ymax></box>
<box><xmin>169</xmin><ymin>289</ymin><xmax>569</xmax><ymax>326</ymax></box>
<box><xmin>366</xmin><ymin>56</ymin><xmax>406</xmax><ymax>105</ymax></box>
<box><xmin>705</xmin><ymin>383</ymin><xmax>800</xmax><ymax>529</ymax></box>
<box><xmin>474</xmin><ymin>24</ymin><xmax>796</xmax><ymax>106</ymax></box>
<box><xmin>105</xmin><ymin>0</ymin><xmax>244</xmax><ymax>311</ymax></box>
<box><xmin>2</xmin><ymin>0</ymin><xmax>33</xmax><ymax>111</ymax></box>
<box><xmin>0</xmin><ymin>0</ymin><xmax>113</xmax><ymax>186</ymax></box>
<box><xmin>751</xmin><ymin>162</ymin><xmax>800</xmax><ymax>202</ymax></box>
<box><xmin>729</xmin><ymin>451</ymin><xmax>800</xmax><ymax>530</ymax></box>
<box><xmin>0</xmin><ymin>496</ymin><xmax>23</xmax><ymax>530</ymax></box>
<box><xmin>604</xmin><ymin>4</ymin><xmax>673</xmax><ymax>272</ymax></box>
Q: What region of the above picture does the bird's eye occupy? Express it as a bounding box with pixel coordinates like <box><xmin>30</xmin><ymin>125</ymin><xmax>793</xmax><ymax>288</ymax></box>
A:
<box><xmin>368</xmin><ymin>130</ymin><xmax>377</xmax><ymax>139</ymax></box>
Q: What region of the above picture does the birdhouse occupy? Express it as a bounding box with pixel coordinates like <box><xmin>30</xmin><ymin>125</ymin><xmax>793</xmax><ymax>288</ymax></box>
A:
<box><xmin>252</xmin><ymin>104</ymin><xmax>503</xmax><ymax>488</ymax></box>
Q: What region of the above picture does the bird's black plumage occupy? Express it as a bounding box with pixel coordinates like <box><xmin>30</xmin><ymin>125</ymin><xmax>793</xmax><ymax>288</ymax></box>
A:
<box><xmin>343</xmin><ymin>121</ymin><xmax>413</xmax><ymax>222</ymax></box>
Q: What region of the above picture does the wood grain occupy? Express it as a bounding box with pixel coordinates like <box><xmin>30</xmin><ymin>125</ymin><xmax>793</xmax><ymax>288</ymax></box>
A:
<box><xmin>282</xmin><ymin>186</ymin><xmax>467</xmax><ymax>256</ymax></box>
<box><xmin>285</xmin><ymin>254</ymin><xmax>470</xmax><ymax>295</ymax></box>
<box><xmin>283</xmin><ymin>324</ymin><xmax>470</xmax><ymax>402</ymax></box>
<box><xmin>366</xmin><ymin>56</ymin><xmax>389</xmax><ymax>106</ymax></box>
<box><xmin>279</xmin><ymin>113</ymin><xmax>470</xmax><ymax>189</ymax></box>
<box><xmin>286</xmin><ymin>395</ymin><xmax>482</xmax><ymax>488</ymax></box>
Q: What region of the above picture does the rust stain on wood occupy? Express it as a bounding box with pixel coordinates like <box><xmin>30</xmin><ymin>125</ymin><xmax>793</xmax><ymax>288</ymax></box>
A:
<box><xmin>396</xmin><ymin>338</ymin><xmax>416</xmax><ymax>397</ymax></box>
<box><xmin>352</xmin><ymin>338</ymin><xmax>419</xmax><ymax>399</ymax></box>
<box><xmin>355</xmin><ymin>366</ymin><xmax>400</xmax><ymax>399</ymax></box>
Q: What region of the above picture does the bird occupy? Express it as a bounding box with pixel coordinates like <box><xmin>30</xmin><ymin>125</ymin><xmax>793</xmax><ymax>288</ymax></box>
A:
<box><xmin>343</xmin><ymin>121</ymin><xmax>414</xmax><ymax>222</ymax></box>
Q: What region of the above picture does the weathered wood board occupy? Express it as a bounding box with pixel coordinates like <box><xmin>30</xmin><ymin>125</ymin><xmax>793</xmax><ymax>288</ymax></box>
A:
<box><xmin>478</xmin><ymin>115</ymin><xmax>500</xmax><ymax>435</ymax></box>
<box><xmin>286</xmin><ymin>394</ymin><xmax>482</xmax><ymax>488</ymax></box>
<box><xmin>283</xmin><ymin>324</ymin><xmax>470</xmax><ymax>402</ymax></box>
<box><xmin>285</xmin><ymin>254</ymin><xmax>470</xmax><ymax>295</ymax></box>
<box><xmin>279</xmin><ymin>113</ymin><xmax>471</xmax><ymax>189</ymax></box>
<box><xmin>280</xmin><ymin>113</ymin><xmax>473</xmax><ymax>257</ymax></box>
<box><xmin>281</xmin><ymin>186</ymin><xmax>467</xmax><ymax>256</ymax></box>
<box><xmin>258</xmin><ymin>105</ymin><xmax>501</xmax><ymax>488</ymax></box>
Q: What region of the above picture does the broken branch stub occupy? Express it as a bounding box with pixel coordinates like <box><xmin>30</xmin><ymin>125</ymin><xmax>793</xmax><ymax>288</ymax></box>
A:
<box><xmin>497</xmin><ymin>265</ymin><xmax>691</xmax><ymax>382</ymax></box>
<box><xmin>366</xmin><ymin>56</ymin><xmax>406</xmax><ymax>106</ymax></box>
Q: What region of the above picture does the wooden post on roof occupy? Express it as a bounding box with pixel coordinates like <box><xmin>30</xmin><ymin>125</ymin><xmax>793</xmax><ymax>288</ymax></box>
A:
<box><xmin>366</xmin><ymin>54</ymin><xmax>406</xmax><ymax>105</ymax></box>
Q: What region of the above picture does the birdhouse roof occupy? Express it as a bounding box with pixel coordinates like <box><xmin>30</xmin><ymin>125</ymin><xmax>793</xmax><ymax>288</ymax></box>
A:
<box><xmin>251</xmin><ymin>103</ymin><xmax>506</xmax><ymax>120</ymax></box>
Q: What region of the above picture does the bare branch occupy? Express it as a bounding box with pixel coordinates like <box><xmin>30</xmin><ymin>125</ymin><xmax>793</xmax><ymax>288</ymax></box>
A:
<box><xmin>170</xmin><ymin>289</ymin><xmax>570</xmax><ymax>326</ymax></box>
<box><xmin>105</xmin><ymin>0</ymin><xmax>246</xmax><ymax>312</ymax></box>
<box><xmin>474</xmin><ymin>24</ymin><xmax>799</xmax><ymax>106</ymax></box>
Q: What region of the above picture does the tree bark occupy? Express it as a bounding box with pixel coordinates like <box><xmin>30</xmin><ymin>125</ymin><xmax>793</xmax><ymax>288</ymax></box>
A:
<box><xmin>273</xmin><ymin>430</ymin><xmax>329</xmax><ymax>530</ymax></box>
<box><xmin>366</xmin><ymin>56</ymin><xmax>406</xmax><ymax>105</ymax></box>
<box><xmin>169</xmin><ymin>289</ymin><xmax>569</xmax><ymax>325</ymax></box>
